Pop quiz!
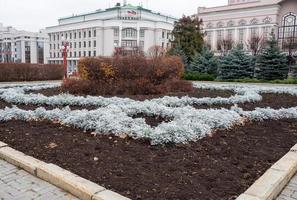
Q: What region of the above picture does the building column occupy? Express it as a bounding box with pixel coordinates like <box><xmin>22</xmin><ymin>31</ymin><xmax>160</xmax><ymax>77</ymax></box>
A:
<box><xmin>212</xmin><ymin>30</ymin><xmax>217</xmax><ymax>51</ymax></box>
<box><xmin>30</xmin><ymin>40</ymin><xmax>37</xmax><ymax>64</ymax></box>
<box><xmin>137</xmin><ymin>27</ymin><xmax>140</xmax><ymax>46</ymax></box>
<box><xmin>234</xmin><ymin>28</ymin><xmax>239</xmax><ymax>45</ymax></box>
<box><xmin>119</xmin><ymin>26</ymin><xmax>122</xmax><ymax>47</ymax></box>
<box><xmin>21</xmin><ymin>40</ymin><xmax>26</xmax><ymax>63</ymax></box>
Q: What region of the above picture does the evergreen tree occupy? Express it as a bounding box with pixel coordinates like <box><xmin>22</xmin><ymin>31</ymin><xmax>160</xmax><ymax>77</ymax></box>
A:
<box><xmin>167</xmin><ymin>46</ymin><xmax>190</xmax><ymax>71</ymax></box>
<box><xmin>255</xmin><ymin>34</ymin><xmax>289</xmax><ymax>80</ymax></box>
<box><xmin>190</xmin><ymin>46</ymin><xmax>218</xmax><ymax>75</ymax></box>
<box><xmin>218</xmin><ymin>45</ymin><xmax>254</xmax><ymax>80</ymax></box>
<box><xmin>170</xmin><ymin>15</ymin><xmax>204</xmax><ymax>62</ymax></box>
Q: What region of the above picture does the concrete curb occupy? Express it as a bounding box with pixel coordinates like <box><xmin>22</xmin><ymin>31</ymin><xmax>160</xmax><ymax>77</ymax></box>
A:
<box><xmin>0</xmin><ymin>142</ymin><xmax>130</xmax><ymax>200</ymax></box>
<box><xmin>237</xmin><ymin>143</ymin><xmax>297</xmax><ymax>200</ymax></box>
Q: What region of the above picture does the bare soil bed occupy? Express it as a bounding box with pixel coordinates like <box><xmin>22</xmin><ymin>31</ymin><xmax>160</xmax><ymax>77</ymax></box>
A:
<box><xmin>0</xmin><ymin>119</ymin><xmax>296</xmax><ymax>200</ymax></box>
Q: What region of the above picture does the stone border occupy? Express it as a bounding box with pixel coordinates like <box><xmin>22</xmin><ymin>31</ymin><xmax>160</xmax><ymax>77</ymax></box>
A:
<box><xmin>237</xmin><ymin>143</ymin><xmax>297</xmax><ymax>200</ymax></box>
<box><xmin>0</xmin><ymin>141</ymin><xmax>130</xmax><ymax>200</ymax></box>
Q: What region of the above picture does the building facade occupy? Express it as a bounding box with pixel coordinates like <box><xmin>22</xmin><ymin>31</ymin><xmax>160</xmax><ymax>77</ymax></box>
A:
<box><xmin>46</xmin><ymin>3</ymin><xmax>176</xmax><ymax>69</ymax></box>
<box><xmin>0</xmin><ymin>23</ymin><xmax>48</xmax><ymax>64</ymax></box>
<box><xmin>197</xmin><ymin>0</ymin><xmax>297</xmax><ymax>53</ymax></box>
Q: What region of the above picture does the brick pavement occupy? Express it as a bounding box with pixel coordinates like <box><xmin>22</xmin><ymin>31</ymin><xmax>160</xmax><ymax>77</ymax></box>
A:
<box><xmin>0</xmin><ymin>159</ymin><xmax>79</xmax><ymax>200</ymax></box>
<box><xmin>277</xmin><ymin>173</ymin><xmax>297</xmax><ymax>200</ymax></box>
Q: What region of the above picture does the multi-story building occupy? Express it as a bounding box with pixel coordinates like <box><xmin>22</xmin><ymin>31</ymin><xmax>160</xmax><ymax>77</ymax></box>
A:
<box><xmin>0</xmin><ymin>23</ymin><xmax>48</xmax><ymax>64</ymax></box>
<box><xmin>46</xmin><ymin>3</ymin><xmax>176</xmax><ymax>69</ymax></box>
<box><xmin>197</xmin><ymin>0</ymin><xmax>297</xmax><ymax>52</ymax></box>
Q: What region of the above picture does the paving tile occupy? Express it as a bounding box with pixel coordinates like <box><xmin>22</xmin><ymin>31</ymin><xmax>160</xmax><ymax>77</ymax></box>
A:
<box><xmin>0</xmin><ymin>159</ymin><xmax>79</xmax><ymax>200</ymax></box>
<box><xmin>277</xmin><ymin>173</ymin><xmax>297</xmax><ymax>200</ymax></box>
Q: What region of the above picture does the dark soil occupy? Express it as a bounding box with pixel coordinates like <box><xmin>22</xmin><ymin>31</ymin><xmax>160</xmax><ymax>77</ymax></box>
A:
<box><xmin>29</xmin><ymin>87</ymin><xmax>235</xmax><ymax>100</ymax></box>
<box><xmin>193</xmin><ymin>93</ymin><xmax>297</xmax><ymax>110</ymax></box>
<box><xmin>0</xmin><ymin>119</ymin><xmax>296</xmax><ymax>200</ymax></box>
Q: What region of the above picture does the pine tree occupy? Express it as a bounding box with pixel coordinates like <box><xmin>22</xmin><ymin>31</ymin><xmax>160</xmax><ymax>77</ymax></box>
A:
<box><xmin>218</xmin><ymin>45</ymin><xmax>254</xmax><ymax>80</ymax></box>
<box><xmin>168</xmin><ymin>46</ymin><xmax>190</xmax><ymax>71</ymax></box>
<box><xmin>190</xmin><ymin>46</ymin><xmax>218</xmax><ymax>75</ymax></box>
<box><xmin>170</xmin><ymin>15</ymin><xmax>204</xmax><ymax>62</ymax></box>
<box><xmin>255</xmin><ymin>34</ymin><xmax>289</xmax><ymax>80</ymax></box>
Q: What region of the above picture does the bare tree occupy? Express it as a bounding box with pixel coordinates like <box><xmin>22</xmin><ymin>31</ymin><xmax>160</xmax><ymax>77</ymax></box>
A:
<box><xmin>246</xmin><ymin>35</ymin><xmax>264</xmax><ymax>56</ymax></box>
<box><xmin>217</xmin><ymin>39</ymin><xmax>234</xmax><ymax>57</ymax></box>
<box><xmin>147</xmin><ymin>45</ymin><xmax>165</xmax><ymax>59</ymax></box>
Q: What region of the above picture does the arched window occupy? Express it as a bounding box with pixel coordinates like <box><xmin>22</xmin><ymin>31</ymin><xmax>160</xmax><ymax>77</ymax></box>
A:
<box><xmin>227</xmin><ymin>20</ymin><xmax>235</xmax><ymax>27</ymax></box>
<box><xmin>278</xmin><ymin>13</ymin><xmax>297</xmax><ymax>49</ymax></box>
<box><xmin>217</xmin><ymin>21</ymin><xmax>224</xmax><ymax>28</ymax></box>
<box><xmin>206</xmin><ymin>22</ymin><xmax>213</xmax><ymax>29</ymax></box>
<box><xmin>122</xmin><ymin>28</ymin><xmax>137</xmax><ymax>38</ymax></box>
<box><xmin>250</xmin><ymin>18</ymin><xmax>259</xmax><ymax>25</ymax></box>
<box><xmin>238</xmin><ymin>19</ymin><xmax>247</xmax><ymax>26</ymax></box>
<box><xmin>263</xmin><ymin>17</ymin><xmax>272</xmax><ymax>24</ymax></box>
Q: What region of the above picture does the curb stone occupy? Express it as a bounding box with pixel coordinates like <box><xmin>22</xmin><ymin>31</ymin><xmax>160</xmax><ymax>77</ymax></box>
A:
<box><xmin>236</xmin><ymin>143</ymin><xmax>297</xmax><ymax>200</ymax></box>
<box><xmin>0</xmin><ymin>141</ymin><xmax>131</xmax><ymax>200</ymax></box>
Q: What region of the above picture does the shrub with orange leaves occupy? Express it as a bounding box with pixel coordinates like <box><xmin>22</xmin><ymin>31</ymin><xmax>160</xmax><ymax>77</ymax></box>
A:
<box><xmin>63</xmin><ymin>55</ymin><xmax>192</xmax><ymax>95</ymax></box>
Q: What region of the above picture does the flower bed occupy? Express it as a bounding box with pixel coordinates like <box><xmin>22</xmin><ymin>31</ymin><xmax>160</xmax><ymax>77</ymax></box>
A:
<box><xmin>0</xmin><ymin>82</ymin><xmax>297</xmax><ymax>199</ymax></box>
<box><xmin>0</xmin><ymin>82</ymin><xmax>297</xmax><ymax>144</ymax></box>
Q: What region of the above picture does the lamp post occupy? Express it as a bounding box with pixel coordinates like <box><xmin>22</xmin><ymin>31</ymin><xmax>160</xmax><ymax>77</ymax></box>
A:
<box><xmin>60</xmin><ymin>36</ymin><xmax>69</xmax><ymax>79</ymax></box>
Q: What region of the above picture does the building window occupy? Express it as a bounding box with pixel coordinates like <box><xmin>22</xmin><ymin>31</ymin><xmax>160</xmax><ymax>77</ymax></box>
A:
<box><xmin>74</xmin><ymin>42</ymin><xmax>77</xmax><ymax>48</ymax></box>
<box><xmin>84</xmin><ymin>51</ymin><xmax>86</xmax><ymax>56</ymax></box>
<box><xmin>227</xmin><ymin>29</ymin><xmax>234</xmax><ymax>40</ymax></box>
<box><xmin>93</xmin><ymin>51</ymin><xmax>96</xmax><ymax>56</ymax></box>
<box><xmin>206</xmin><ymin>31</ymin><xmax>212</xmax><ymax>45</ymax></box>
<box><xmin>93</xmin><ymin>41</ymin><xmax>96</xmax><ymax>47</ymax></box>
<box><xmin>88</xmin><ymin>51</ymin><xmax>91</xmax><ymax>57</ymax></box>
<box><xmin>79</xmin><ymin>51</ymin><xmax>81</xmax><ymax>57</ymax></box>
<box><xmin>89</xmin><ymin>41</ymin><xmax>91</xmax><ymax>47</ymax></box>
<box><xmin>217</xmin><ymin>30</ymin><xmax>223</xmax><ymax>41</ymax></box>
<box><xmin>263</xmin><ymin>26</ymin><xmax>270</xmax><ymax>41</ymax></box>
<box><xmin>70</xmin><ymin>52</ymin><xmax>72</xmax><ymax>57</ymax></box>
<box><xmin>74</xmin><ymin>52</ymin><xmax>77</xmax><ymax>57</ymax></box>
<box><xmin>162</xmin><ymin>31</ymin><xmax>165</xmax><ymax>39</ymax></box>
<box><xmin>114</xmin><ymin>29</ymin><xmax>119</xmax><ymax>37</ymax></box>
<box><xmin>122</xmin><ymin>28</ymin><xmax>137</xmax><ymax>38</ymax></box>
<box><xmin>79</xmin><ymin>32</ymin><xmax>81</xmax><ymax>38</ymax></box>
<box><xmin>70</xmin><ymin>33</ymin><xmax>72</xmax><ymax>39</ymax></box>
<box><xmin>140</xmin><ymin>30</ymin><xmax>145</xmax><ymax>38</ymax></box>
<box><xmin>74</xmin><ymin>32</ymin><xmax>77</xmax><ymax>39</ymax></box>
<box><xmin>239</xmin><ymin>28</ymin><xmax>245</xmax><ymax>44</ymax></box>
<box><xmin>278</xmin><ymin>13</ymin><xmax>297</xmax><ymax>49</ymax></box>
<box><xmin>79</xmin><ymin>42</ymin><xmax>81</xmax><ymax>48</ymax></box>
<box><xmin>94</xmin><ymin>30</ymin><xmax>96</xmax><ymax>37</ymax></box>
<box><xmin>250</xmin><ymin>27</ymin><xmax>258</xmax><ymax>39</ymax></box>
<box><xmin>139</xmin><ymin>41</ymin><xmax>144</xmax><ymax>48</ymax></box>
<box><xmin>84</xmin><ymin>31</ymin><xmax>86</xmax><ymax>38</ymax></box>
<box><xmin>89</xmin><ymin>31</ymin><xmax>91</xmax><ymax>38</ymax></box>
<box><xmin>84</xmin><ymin>41</ymin><xmax>86</xmax><ymax>48</ymax></box>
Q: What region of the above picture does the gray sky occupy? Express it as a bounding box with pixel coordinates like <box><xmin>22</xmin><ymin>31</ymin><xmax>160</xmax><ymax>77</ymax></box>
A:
<box><xmin>0</xmin><ymin>0</ymin><xmax>227</xmax><ymax>32</ymax></box>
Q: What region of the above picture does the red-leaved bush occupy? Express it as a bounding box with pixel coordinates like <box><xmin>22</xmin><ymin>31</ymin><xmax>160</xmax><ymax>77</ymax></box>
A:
<box><xmin>0</xmin><ymin>63</ymin><xmax>64</xmax><ymax>82</ymax></box>
<box><xmin>62</xmin><ymin>55</ymin><xmax>193</xmax><ymax>95</ymax></box>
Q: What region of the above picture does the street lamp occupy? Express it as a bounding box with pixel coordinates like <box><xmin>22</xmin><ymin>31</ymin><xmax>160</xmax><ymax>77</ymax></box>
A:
<box><xmin>60</xmin><ymin>36</ymin><xmax>69</xmax><ymax>79</ymax></box>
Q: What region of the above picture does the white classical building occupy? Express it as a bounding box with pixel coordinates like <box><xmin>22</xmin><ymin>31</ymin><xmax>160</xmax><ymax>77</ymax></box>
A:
<box><xmin>0</xmin><ymin>23</ymin><xmax>48</xmax><ymax>64</ymax></box>
<box><xmin>198</xmin><ymin>0</ymin><xmax>297</xmax><ymax>52</ymax></box>
<box><xmin>46</xmin><ymin>3</ymin><xmax>176</xmax><ymax>68</ymax></box>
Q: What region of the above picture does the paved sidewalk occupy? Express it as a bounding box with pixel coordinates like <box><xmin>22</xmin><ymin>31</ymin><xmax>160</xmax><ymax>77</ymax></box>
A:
<box><xmin>0</xmin><ymin>159</ymin><xmax>79</xmax><ymax>200</ymax></box>
<box><xmin>277</xmin><ymin>173</ymin><xmax>297</xmax><ymax>200</ymax></box>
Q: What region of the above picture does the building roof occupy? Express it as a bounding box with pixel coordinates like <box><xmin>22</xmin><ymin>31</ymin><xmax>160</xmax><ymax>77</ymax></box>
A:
<box><xmin>198</xmin><ymin>0</ymin><xmax>284</xmax><ymax>14</ymax></box>
<box><xmin>59</xmin><ymin>4</ymin><xmax>177</xmax><ymax>21</ymax></box>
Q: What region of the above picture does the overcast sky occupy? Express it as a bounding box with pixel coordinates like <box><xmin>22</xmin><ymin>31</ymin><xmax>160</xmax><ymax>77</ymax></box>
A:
<box><xmin>0</xmin><ymin>0</ymin><xmax>227</xmax><ymax>32</ymax></box>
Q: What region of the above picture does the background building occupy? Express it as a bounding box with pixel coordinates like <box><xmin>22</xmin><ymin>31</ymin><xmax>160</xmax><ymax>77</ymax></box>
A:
<box><xmin>197</xmin><ymin>0</ymin><xmax>297</xmax><ymax>53</ymax></box>
<box><xmin>0</xmin><ymin>23</ymin><xmax>48</xmax><ymax>64</ymax></box>
<box><xmin>46</xmin><ymin>2</ymin><xmax>176</xmax><ymax>70</ymax></box>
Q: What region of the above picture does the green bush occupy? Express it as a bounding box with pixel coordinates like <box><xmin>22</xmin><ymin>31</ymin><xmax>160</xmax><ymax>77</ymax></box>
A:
<box><xmin>183</xmin><ymin>72</ymin><xmax>216</xmax><ymax>81</ymax></box>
